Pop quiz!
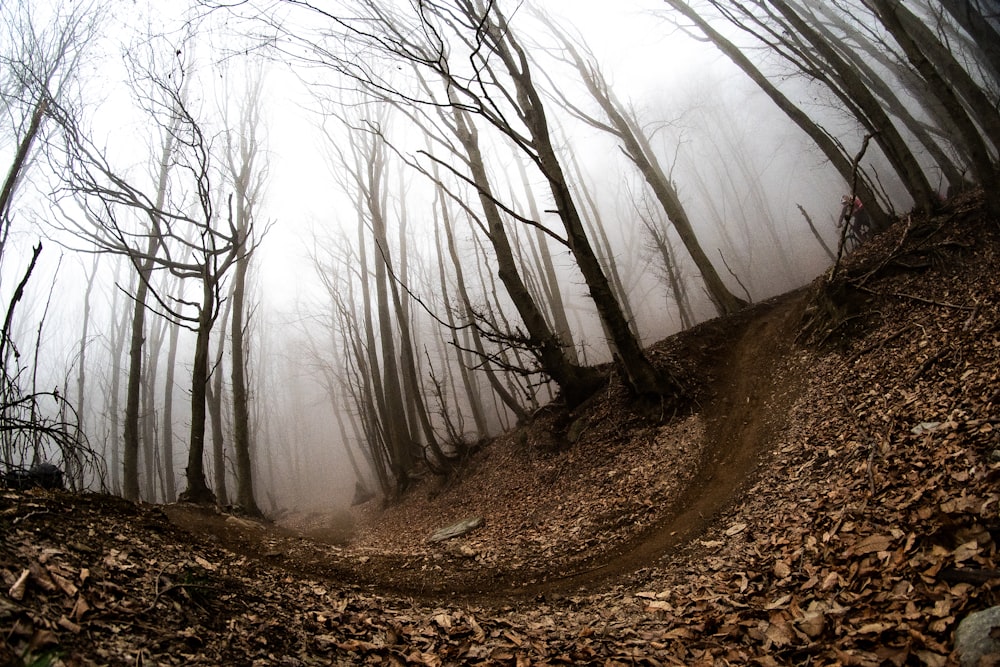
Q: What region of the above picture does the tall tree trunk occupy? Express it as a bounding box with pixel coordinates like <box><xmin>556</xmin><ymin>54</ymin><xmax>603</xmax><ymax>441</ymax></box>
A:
<box><xmin>512</xmin><ymin>153</ymin><xmax>579</xmax><ymax>363</ymax></box>
<box><xmin>386</xmin><ymin>177</ymin><xmax>448</xmax><ymax>466</ymax></box>
<box><xmin>122</xmin><ymin>113</ymin><xmax>176</xmax><ymax>500</ymax></box>
<box><xmin>122</xmin><ymin>250</ymin><xmax>155</xmax><ymax>501</ymax></box>
<box><xmin>937</xmin><ymin>0</ymin><xmax>1000</xmax><ymax>85</ymax></box>
<box><xmin>161</xmin><ymin>317</ymin><xmax>179</xmax><ymax>502</ymax></box>
<box><xmin>179</xmin><ymin>275</ymin><xmax>217</xmax><ymax>505</ymax></box>
<box><xmin>71</xmin><ymin>254</ymin><xmax>98</xmax><ymax>490</ymax></box>
<box><xmin>208</xmin><ymin>294</ymin><xmax>233</xmax><ymax>507</ymax></box>
<box><xmin>140</xmin><ymin>315</ymin><xmax>165</xmax><ymax>502</ymax></box>
<box><xmin>483</xmin><ymin>6</ymin><xmax>681</xmax><ymax>399</ymax></box>
<box><xmin>432</xmin><ymin>194</ymin><xmax>491</xmax><ymax>433</ymax></box>
<box><xmin>450</xmin><ymin>105</ymin><xmax>604</xmax><ymax>406</ymax></box>
<box><xmin>106</xmin><ymin>265</ymin><xmax>131</xmax><ymax>495</ymax></box>
<box><xmin>809</xmin><ymin>3</ymin><xmax>966</xmax><ymax>190</ymax></box>
<box><xmin>368</xmin><ymin>144</ymin><xmax>415</xmax><ymax>489</ymax></box>
<box><xmin>866</xmin><ymin>0</ymin><xmax>1000</xmax><ymax>212</ymax></box>
<box><xmin>230</xmin><ymin>226</ymin><xmax>260</xmax><ymax>515</ymax></box>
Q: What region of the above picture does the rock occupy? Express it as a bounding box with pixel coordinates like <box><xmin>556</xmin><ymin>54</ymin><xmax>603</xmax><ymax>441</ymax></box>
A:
<box><xmin>3</xmin><ymin>462</ymin><xmax>64</xmax><ymax>490</ymax></box>
<box><xmin>955</xmin><ymin>606</ymin><xmax>1000</xmax><ymax>667</ymax></box>
<box><xmin>428</xmin><ymin>517</ymin><xmax>484</xmax><ymax>543</ymax></box>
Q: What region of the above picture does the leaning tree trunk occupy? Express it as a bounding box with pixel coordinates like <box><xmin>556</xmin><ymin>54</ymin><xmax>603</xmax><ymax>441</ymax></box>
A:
<box><xmin>866</xmin><ymin>0</ymin><xmax>1000</xmax><ymax>213</ymax></box>
<box><xmin>449</xmin><ymin>105</ymin><xmax>604</xmax><ymax>406</ymax></box>
<box><xmin>767</xmin><ymin>0</ymin><xmax>938</xmax><ymax>212</ymax></box>
<box><xmin>664</xmin><ymin>0</ymin><xmax>892</xmax><ymax>232</ymax></box>
<box><xmin>484</xmin><ymin>13</ymin><xmax>680</xmax><ymax>398</ymax></box>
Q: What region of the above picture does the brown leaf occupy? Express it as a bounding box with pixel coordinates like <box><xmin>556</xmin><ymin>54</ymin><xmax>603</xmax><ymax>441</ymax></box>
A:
<box><xmin>28</xmin><ymin>560</ymin><xmax>57</xmax><ymax>592</ymax></box>
<box><xmin>796</xmin><ymin>611</ymin><xmax>825</xmax><ymax>639</ymax></box>
<box><xmin>57</xmin><ymin>615</ymin><xmax>82</xmax><ymax>633</ymax></box>
<box><xmin>848</xmin><ymin>534</ymin><xmax>893</xmax><ymax>556</ymax></box>
<box><xmin>765</xmin><ymin>616</ymin><xmax>794</xmax><ymax>647</ymax></box>
<box><xmin>71</xmin><ymin>595</ymin><xmax>90</xmax><ymax>622</ymax></box>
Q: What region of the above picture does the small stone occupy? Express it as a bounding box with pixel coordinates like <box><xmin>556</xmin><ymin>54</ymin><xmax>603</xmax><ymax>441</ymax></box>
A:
<box><xmin>955</xmin><ymin>606</ymin><xmax>1000</xmax><ymax>667</ymax></box>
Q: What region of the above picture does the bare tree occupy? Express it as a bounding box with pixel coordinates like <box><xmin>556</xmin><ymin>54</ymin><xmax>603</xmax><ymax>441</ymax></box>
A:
<box><xmin>864</xmin><ymin>0</ymin><xmax>1000</xmax><ymax>213</ymax></box>
<box><xmin>57</xmin><ymin>41</ymin><xmax>242</xmax><ymax>504</ymax></box>
<box><xmin>244</xmin><ymin>0</ymin><xmax>683</xmax><ymax>405</ymax></box>
<box><xmin>220</xmin><ymin>66</ymin><xmax>268</xmax><ymax>516</ymax></box>
<box><xmin>0</xmin><ymin>0</ymin><xmax>105</xmax><ymax>482</ymax></box>
<box><xmin>532</xmin><ymin>14</ymin><xmax>746</xmax><ymax>316</ymax></box>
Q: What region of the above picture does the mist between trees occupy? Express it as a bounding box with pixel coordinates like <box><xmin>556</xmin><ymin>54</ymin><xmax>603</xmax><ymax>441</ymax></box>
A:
<box><xmin>0</xmin><ymin>0</ymin><xmax>996</xmax><ymax>512</ymax></box>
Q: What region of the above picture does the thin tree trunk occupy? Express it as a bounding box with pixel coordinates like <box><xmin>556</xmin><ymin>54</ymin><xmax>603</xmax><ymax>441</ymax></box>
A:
<box><xmin>179</xmin><ymin>275</ymin><xmax>217</xmax><ymax>505</ymax></box>
<box><xmin>513</xmin><ymin>152</ymin><xmax>579</xmax><ymax>363</ymax></box>
<box><xmin>208</xmin><ymin>293</ymin><xmax>233</xmax><ymax>507</ymax></box>
<box><xmin>161</xmin><ymin>317</ymin><xmax>179</xmax><ymax>502</ymax></box>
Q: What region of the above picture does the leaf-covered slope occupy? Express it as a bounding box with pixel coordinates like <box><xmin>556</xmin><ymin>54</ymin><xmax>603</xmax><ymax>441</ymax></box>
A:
<box><xmin>2</xmin><ymin>191</ymin><xmax>999</xmax><ymax>665</ymax></box>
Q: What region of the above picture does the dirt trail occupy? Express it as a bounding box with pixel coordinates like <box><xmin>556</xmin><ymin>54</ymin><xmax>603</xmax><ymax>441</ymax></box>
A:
<box><xmin>511</xmin><ymin>289</ymin><xmax>808</xmax><ymax>597</ymax></box>
<box><xmin>166</xmin><ymin>290</ymin><xmax>809</xmax><ymax>603</ymax></box>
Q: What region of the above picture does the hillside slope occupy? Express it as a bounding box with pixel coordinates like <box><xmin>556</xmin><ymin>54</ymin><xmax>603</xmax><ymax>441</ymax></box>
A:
<box><xmin>2</xmin><ymin>191</ymin><xmax>999</xmax><ymax>665</ymax></box>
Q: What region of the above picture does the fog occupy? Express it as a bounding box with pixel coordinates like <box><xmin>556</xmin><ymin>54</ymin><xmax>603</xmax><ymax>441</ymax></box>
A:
<box><xmin>0</xmin><ymin>0</ymin><xmax>963</xmax><ymax>512</ymax></box>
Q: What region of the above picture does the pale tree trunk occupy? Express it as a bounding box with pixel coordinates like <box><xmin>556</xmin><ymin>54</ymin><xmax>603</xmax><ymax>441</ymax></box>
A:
<box><xmin>71</xmin><ymin>253</ymin><xmax>99</xmax><ymax>490</ymax></box>
<box><xmin>140</xmin><ymin>313</ymin><xmax>166</xmax><ymax>502</ymax></box>
<box><xmin>388</xmin><ymin>175</ymin><xmax>448</xmax><ymax>466</ymax></box>
<box><xmin>431</xmin><ymin>190</ymin><xmax>491</xmax><ymax>433</ymax></box>
<box><xmin>561</xmin><ymin>146</ymin><xmax>643</xmax><ymax>329</ymax></box>
<box><xmin>207</xmin><ymin>294</ymin><xmax>233</xmax><ymax>507</ymax></box>
<box><xmin>642</xmin><ymin>212</ymin><xmax>695</xmax><ymax>330</ymax></box>
<box><xmin>161</xmin><ymin>317</ymin><xmax>179</xmax><ymax>501</ymax></box>
<box><xmin>105</xmin><ymin>260</ymin><xmax>132</xmax><ymax>495</ymax></box>
<box><xmin>514</xmin><ymin>153</ymin><xmax>578</xmax><ymax>364</ymax></box>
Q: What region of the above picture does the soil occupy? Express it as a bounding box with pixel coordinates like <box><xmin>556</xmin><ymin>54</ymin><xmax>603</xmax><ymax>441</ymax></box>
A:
<box><xmin>3</xmin><ymin>190</ymin><xmax>1000</xmax><ymax>665</ymax></box>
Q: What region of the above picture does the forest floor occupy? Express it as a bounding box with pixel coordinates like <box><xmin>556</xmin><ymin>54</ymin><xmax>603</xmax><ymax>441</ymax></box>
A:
<box><xmin>3</xmin><ymin>190</ymin><xmax>1000</xmax><ymax>665</ymax></box>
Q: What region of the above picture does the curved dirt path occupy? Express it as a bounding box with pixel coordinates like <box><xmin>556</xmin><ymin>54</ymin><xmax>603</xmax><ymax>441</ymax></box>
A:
<box><xmin>505</xmin><ymin>289</ymin><xmax>808</xmax><ymax>597</ymax></box>
<box><xmin>166</xmin><ymin>290</ymin><xmax>809</xmax><ymax>603</ymax></box>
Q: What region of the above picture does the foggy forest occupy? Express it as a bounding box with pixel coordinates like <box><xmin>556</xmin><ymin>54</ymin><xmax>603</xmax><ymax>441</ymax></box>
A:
<box><xmin>1</xmin><ymin>0</ymin><xmax>998</xmax><ymax>536</ymax></box>
<box><xmin>4</xmin><ymin>0</ymin><xmax>1000</xmax><ymax>664</ymax></box>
